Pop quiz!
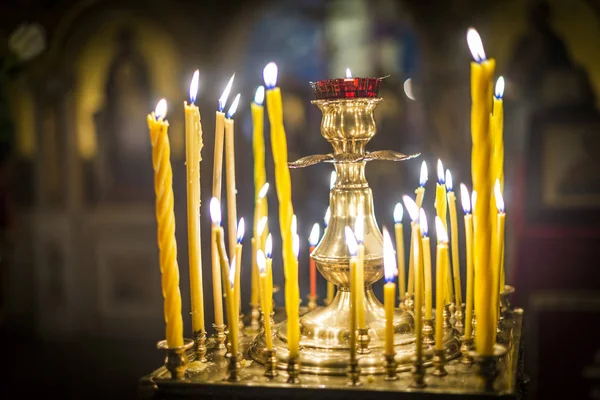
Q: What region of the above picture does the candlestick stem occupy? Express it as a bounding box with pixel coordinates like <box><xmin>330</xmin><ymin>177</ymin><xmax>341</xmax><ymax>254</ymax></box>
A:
<box><xmin>384</xmin><ymin>353</ymin><xmax>398</xmax><ymax>381</ymax></box>
<box><xmin>213</xmin><ymin>323</ymin><xmax>227</xmax><ymax>351</ymax></box>
<box><xmin>193</xmin><ymin>330</ymin><xmax>207</xmax><ymax>362</ymax></box>
<box><xmin>460</xmin><ymin>335</ymin><xmax>475</xmax><ymax>364</ymax></box>
<box><xmin>157</xmin><ymin>338</ymin><xmax>194</xmax><ymax>380</ymax></box>
<box><xmin>226</xmin><ymin>352</ymin><xmax>242</xmax><ymax>382</ymax></box>
<box><xmin>423</xmin><ymin>318</ymin><xmax>435</xmax><ymax>346</ymax></box>
<box><xmin>286</xmin><ymin>356</ymin><xmax>301</xmax><ymax>384</ymax></box>
<box><xmin>347</xmin><ymin>356</ymin><xmax>362</xmax><ymax>386</ymax></box>
<box><xmin>307</xmin><ymin>294</ymin><xmax>318</xmax><ymax>311</ymax></box>
<box><xmin>432</xmin><ymin>348</ymin><xmax>448</xmax><ymax>377</ymax></box>
<box><xmin>263</xmin><ymin>348</ymin><xmax>279</xmax><ymax>378</ymax></box>
<box><xmin>247</xmin><ymin>304</ymin><xmax>261</xmax><ymax>334</ymax></box>
<box><xmin>357</xmin><ymin>327</ymin><xmax>371</xmax><ymax>354</ymax></box>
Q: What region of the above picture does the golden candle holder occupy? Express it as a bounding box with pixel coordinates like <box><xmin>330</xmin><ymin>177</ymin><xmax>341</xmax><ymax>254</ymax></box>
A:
<box><xmin>246</xmin><ymin>304</ymin><xmax>261</xmax><ymax>335</ymax></box>
<box><xmin>432</xmin><ymin>349</ymin><xmax>448</xmax><ymax>377</ymax></box>
<box><xmin>500</xmin><ymin>285</ymin><xmax>515</xmax><ymax>319</ymax></box>
<box><xmin>384</xmin><ymin>353</ymin><xmax>398</xmax><ymax>381</ymax></box>
<box><xmin>307</xmin><ymin>294</ymin><xmax>318</xmax><ymax>311</ymax></box>
<box><xmin>454</xmin><ymin>304</ymin><xmax>465</xmax><ymax>335</ymax></box>
<box><xmin>347</xmin><ymin>356</ymin><xmax>362</xmax><ymax>387</ymax></box>
<box><xmin>193</xmin><ymin>330</ymin><xmax>207</xmax><ymax>362</ymax></box>
<box><xmin>286</xmin><ymin>356</ymin><xmax>301</xmax><ymax>384</ymax></box>
<box><xmin>460</xmin><ymin>335</ymin><xmax>475</xmax><ymax>364</ymax></box>
<box><xmin>423</xmin><ymin>318</ymin><xmax>435</xmax><ymax>346</ymax></box>
<box><xmin>357</xmin><ymin>327</ymin><xmax>371</xmax><ymax>354</ymax></box>
<box><xmin>263</xmin><ymin>348</ymin><xmax>278</xmax><ymax>378</ymax></box>
<box><xmin>226</xmin><ymin>352</ymin><xmax>242</xmax><ymax>382</ymax></box>
<box><xmin>157</xmin><ymin>338</ymin><xmax>194</xmax><ymax>380</ymax></box>
<box><xmin>404</xmin><ymin>294</ymin><xmax>414</xmax><ymax>311</ymax></box>
<box><xmin>213</xmin><ymin>323</ymin><xmax>227</xmax><ymax>351</ymax></box>
<box><xmin>410</xmin><ymin>356</ymin><xmax>427</xmax><ymax>389</ymax></box>
<box><xmin>470</xmin><ymin>344</ymin><xmax>508</xmax><ymax>392</ymax></box>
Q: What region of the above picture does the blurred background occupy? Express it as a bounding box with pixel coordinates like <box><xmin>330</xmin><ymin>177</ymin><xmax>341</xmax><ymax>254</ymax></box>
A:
<box><xmin>1</xmin><ymin>0</ymin><xmax>599</xmax><ymax>398</ymax></box>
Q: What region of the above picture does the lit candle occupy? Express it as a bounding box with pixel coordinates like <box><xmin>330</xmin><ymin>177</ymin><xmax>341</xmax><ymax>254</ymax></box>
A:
<box><xmin>309</xmin><ymin>223</ymin><xmax>320</xmax><ymax>298</ymax></box>
<box><xmin>446</xmin><ymin>169</ymin><xmax>463</xmax><ymax>309</ymax></box>
<box><xmin>257</xmin><ymin>249</ymin><xmax>273</xmax><ymax>350</ymax></box>
<box><xmin>211</xmin><ymin>74</ymin><xmax>235</xmax><ymax>328</ymax></box>
<box><xmin>345</xmin><ymin>226</ymin><xmax>359</xmax><ymax>360</ymax></box>
<box><xmin>393</xmin><ymin>203</ymin><xmax>406</xmax><ymax>302</ymax></box>
<box><xmin>492</xmin><ymin>181</ymin><xmax>505</xmax><ymax>326</ymax></box>
<box><xmin>434</xmin><ymin>216</ymin><xmax>449</xmax><ymax>351</ymax></box>
<box><xmin>225</xmin><ymin>94</ymin><xmax>241</xmax><ymax>261</ymax></box>
<box><xmin>403</xmin><ymin>195</ymin><xmax>422</xmax><ymax>359</ymax></box>
<box><xmin>461</xmin><ymin>184</ymin><xmax>475</xmax><ymax>339</ymax></box>
<box><xmin>265</xmin><ymin>233</ymin><xmax>274</xmax><ymax>309</ymax></box>
<box><xmin>147</xmin><ymin>100</ymin><xmax>183</xmax><ymax>349</ymax></box>
<box><xmin>383</xmin><ymin>227</ymin><xmax>397</xmax><ymax>355</ymax></box>
<box><xmin>408</xmin><ymin>161</ymin><xmax>428</xmax><ymax>296</ymax></box>
<box><xmin>184</xmin><ymin>70</ymin><xmax>205</xmax><ymax>335</ymax></box>
<box><xmin>492</xmin><ymin>78</ymin><xmax>505</xmax><ymax>290</ymax></box>
<box><xmin>263</xmin><ymin>62</ymin><xmax>299</xmax><ymax>357</ymax></box>
<box><xmin>435</xmin><ymin>159</ymin><xmax>453</xmax><ymax>303</ymax></box>
<box><xmin>324</xmin><ymin>206</ymin><xmax>335</xmax><ymax>304</ymax></box>
<box><xmin>419</xmin><ymin>209</ymin><xmax>433</xmax><ymax>320</ymax></box>
<box><xmin>354</xmin><ymin>216</ymin><xmax>366</xmax><ymax>330</ymax></box>
<box><xmin>235</xmin><ymin>218</ymin><xmax>245</xmax><ymax>319</ymax></box>
<box><xmin>210</xmin><ymin>197</ymin><xmax>239</xmax><ymax>355</ymax></box>
<box><xmin>467</xmin><ymin>27</ymin><xmax>496</xmax><ymax>356</ymax></box>
<box><xmin>252</xmin><ymin>183</ymin><xmax>269</xmax><ymax>309</ymax></box>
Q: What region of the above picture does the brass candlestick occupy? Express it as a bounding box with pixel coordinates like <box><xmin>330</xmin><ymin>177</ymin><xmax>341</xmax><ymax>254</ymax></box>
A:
<box><xmin>193</xmin><ymin>330</ymin><xmax>207</xmax><ymax>362</ymax></box>
<box><xmin>410</xmin><ymin>356</ymin><xmax>426</xmax><ymax>388</ymax></box>
<box><xmin>460</xmin><ymin>335</ymin><xmax>475</xmax><ymax>364</ymax></box>
<box><xmin>471</xmin><ymin>344</ymin><xmax>508</xmax><ymax>392</ymax></box>
<box><xmin>455</xmin><ymin>303</ymin><xmax>465</xmax><ymax>335</ymax></box>
<box><xmin>246</xmin><ymin>304</ymin><xmax>261</xmax><ymax>335</ymax></box>
<box><xmin>347</xmin><ymin>356</ymin><xmax>362</xmax><ymax>387</ymax></box>
<box><xmin>157</xmin><ymin>338</ymin><xmax>194</xmax><ymax>380</ymax></box>
<box><xmin>226</xmin><ymin>352</ymin><xmax>242</xmax><ymax>382</ymax></box>
<box><xmin>423</xmin><ymin>318</ymin><xmax>435</xmax><ymax>345</ymax></box>
<box><xmin>357</xmin><ymin>327</ymin><xmax>371</xmax><ymax>354</ymax></box>
<box><xmin>213</xmin><ymin>323</ymin><xmax>227</xmax><ymax>351</ymax></box>
<box><xmin>404</xmin><ymin>293</ymin><xmax>414</xmax><ymax>311</ymax></box>
<box><xmin>432</xmin><ymin>348</ymin><xmax>448</xmax><ymax>377</ymax></box>
<box><xmin>263</xmin><ymin>348</ymin><xmax>278</xmax><ymax>378</ymax></box>
<box><xmin>384</xmin><ymin>353</ymin><xmax>398</xmax><ymax>381</ymax></box>
<box><xmin>307</xmin><ymin>294</ymin><xmax>318</xmax><ymax>311</ymax></box>
<box><xmin>286</xmin><ymin>356</ymin><xmax>301</xmax><ymax>384</ymax></box>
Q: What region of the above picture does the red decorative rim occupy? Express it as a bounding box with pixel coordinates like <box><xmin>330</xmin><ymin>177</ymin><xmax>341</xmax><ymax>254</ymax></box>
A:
<box><xmin>310</xmin><ymin>76</ymin><xmax>386</xmax><ymax>100</ymax></box>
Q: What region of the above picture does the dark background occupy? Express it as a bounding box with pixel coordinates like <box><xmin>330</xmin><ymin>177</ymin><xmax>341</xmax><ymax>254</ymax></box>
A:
<box><xmin>1</xmin><ymin>0</ymin><xmax>600</xmax><ymax>398</ymax></box>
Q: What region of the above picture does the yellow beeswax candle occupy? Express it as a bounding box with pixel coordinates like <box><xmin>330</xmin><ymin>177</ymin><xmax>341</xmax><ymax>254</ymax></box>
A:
<box><xmin>446</xmin><ymin>170</ymin><xmax>463</xmax><ymax>309</ymax></box>
<box><xmin>184</xmin><ymin>71</ymin><xmax>205</xmax><ymax>335</ymax></box>
<box><xmin>492</xmin><ymin>181</ymin><xmax>505</xmax><ymax>327</ymax></box>
<box><xmin>257</xmin><ymin>250</ymin><xmax>273</xmax><ymax>350</ymax></box>
<box><xmin>393</xmin><ymin>203</ymin><xmax>406</xmax><ymax>302</ymax></box>
<box><xmin>309</xmin><ymin>223</ymin><xmax>320</xmax><ymax>298</ymax></box>
<box><xmin>492</xmin><ymin>78</ymin><xmax>505</xmax><ymax>291</ymax></box>
<box><xmin>434</xmin><ymin>216</ymin><xmax>449</xmax><ymax>351</ymax></box>
<box><xmin>355</xmin><ymin>217</ymin><xmax>366</xmax><ymax>330</ymax></box>
<box><xmin>461</xmin><ymin>184</ymin><xmax>475</xmax><ymax>339</ymax></box>
<box><xmin>467</xmin><ymin>27</ymin><xmax>496</xmax><ymax>355</ymax></box>
<box><xmin>147</xmin><ymin>99</ymin><xmax>183</xmax><ymax>348</ymax></box>
<box><xmin>415</xmin><ymin>160</ymin><xmax>428</xmax><ymax>208</ymax></box>
<box><xmin>225</xmin><ymin>94</ymin><xmax>241</xmax><ymax>262</ymax></box>
<box><xmin>403</xmin><ymin>195</ymin><xmax>422</xmax><ymax>358</ymax></box>
<box><xmin>265</xmin><ymin>233</ymin><xmax>274</xmax><ymax>313</ymax></box>
<box><xmin>383</xmin><ymin>228</ymin><xmax>397</xmax><ymax>355</ymax></box>
<box><xmin>435</xmin><ymin>159</ymin><xmax>453</xmax><ymax>304</ymax></box>
<box><xmin>210</xmin><ymin>198</ymin><xmax>239</xmax><ymax>355</ymax></box>
<box><xmin>211</xmin><ymin>74</ymin><xmax>235</xmax><ymax>327</ymax></box>
<box><xmin>235</xmin><ymin>218</ymin><xmax>245</xmax><ymax>318</ymax></box>
<box><xmin>252</xmin><ymin>87</ymin><xmax>267</xmax><ymax>307</ymax></box>
<box><xmin>419</xmin><ymin>209</ymin><xmax>433</xmax><ymax>320</ymax></box>
<box><xmin>408</xmin><ymin>162</ymin><xmax>426</xmax><ymax>297</ymax></box>
<box><xmin>345</xmin><ymin>227</ymin><xmax>359</xmax><ymax>360</ymax></box>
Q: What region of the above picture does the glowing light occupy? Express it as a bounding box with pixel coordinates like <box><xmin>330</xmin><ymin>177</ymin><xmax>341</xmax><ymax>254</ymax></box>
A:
<box><xmin>437</xmin><ymin>159</ymin><xmax>445</xmax><ymax>184</ymax></box>
<box><xmin>402</xmin><ymin>195</ymin><xmax>419</xmax><ymax>222</ymax></box>
<box><xmin>345</xmin><ymin>226</ymin><xmax>358</xmax><ymax>256</ymax></box>
<box><xmin>383</xmin><ymin>227</ymin><xmax>397</xmax><ymax>282</ymax></box>
<box><xmin>236</xmin><ymin>218</ymin><xmax>245</xmax><ymax>243</ymax></box>
<box><xmin>435</xmin><ymin>216</ymin><xmax>448</xmax><ymax>243</ymax></box>
<box><xmin>495</xmin><ymin>179</ymin><xmax>504</xmax><ymax>212</ymax></box>
<box><xmin>258</xmin><ymin>182</ymin><xmax>269</xmax><ymax>200</ymax></box>
<box><xmin>254</xmin><ymin>85</ymin><xmax>265</xmax><ymax>105</ymax></box>
<box><xmin>263</xmin><ymin>62</ymin><xmax>278</xmax><ymax>89</ymax></box>
<box><xmin>293</xmin><ymin>233</ymin><xmax>300</xmax><ymax>258</ymax></box>
<box><xmin>419</xmin><ymin>161</ymin><xmax>428</xmax><ymax>187</ymax></box>
<box><xmin>257</xmin><ymin>216</ymin><xmax>268</xmax><ymax>237</ymax></box>
<box><xmin>229</xmin><ymin>256</ymin><xmax>236</xmax><ymax>288</ymax></box>
<box><xmin>445</xmin><ymin>169</ymin><xmax>453</xmax><ymax>192</ymax></box>
<box><xmin>393</xmin><ymin>203</ymin><xmax>403</xmax><ymax>223</ymax></box>
<box><xmin>226</xmin><ymin>93</ymin><xmax>240</xmax><ymax>119</ymax></box>
<box><xmin>403</xmin><ymin>78</ymin><xmax>416</xmax><ymax>100</ymax></box>
<box><xmin>155</xmin><ymin>99</ymin><xmax>167</xmax><ymax>120</ymax></box>
<box><xmin>495</xmin><ymin>76</ymin><xmax>505</xmax><ymax>99</ymax></box>
<box><xmin>218</xmin><ymin>73</ymin><xmax>235</xmax><ymax>112</ymax></box>
<box><xmin>265</xmin><ymin>234</ymin><xmax>273</xmax><ymax>258</ymax></box>
<box><xmin>324</xmin><ymin>207</ymin><xmax>331</xmax><ymax>227</ymax></box>
<box><xmin>309</xmin><ymin>223</ymin><xmax>320</xmax><ymax>246</ymax></box>
<box><xmin>354</xmin><ymin>216</ymin><xmax>364</xmax><ymax>244</ymax></box>
<box><xmin>257</xmin><ymin>250</ymin><xmax>266</xmax><ymax>274</ymax></box>
<box><xmin>346</xmin><ymin>68</ymin><xmax>352</xmax><ymax>78</ymax></box>
<box><xmin>419</xmin><ymin>208</ymin><xmax>428</xmax><ymax>237</ymax></box>
<box><xmin>466</xmin><ymin>28</ymin><xmax>486</xmax><ymax>62</ymax></box>
<box><xmin>189</xmin><ymin>70</ymin><xmax>199</xmax><ymax>104</ymax></box>
<box><xmin>210</xmin><ymin>197</ymin><xmax>221</xmax><ymax>225</ymax></box>
<box><xmin>460</xmin><ymin>183</ymin><xmax>471</xmax><ymax>214</ymax></box>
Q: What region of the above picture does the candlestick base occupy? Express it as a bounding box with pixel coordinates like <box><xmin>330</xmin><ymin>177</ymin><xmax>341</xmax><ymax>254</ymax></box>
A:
<box><xmin>157</xmin><ymin>338</ymin><xmax>194</xmax><ymax>380</ymax></box>
<box><xmin>471</xmin><ymin>344</ymin><xmax>507</xmax><ymax>392</ymax></box>
<box><xmin>226</xmin><ymin>352</ymin><xmax>242</xmax><ymax>382</ymax></box>
<box><xmin>460</xmin><ymin>335</ymin><xmax>475</xmax><ymax>364</ymax></box>
<box><xmin>263</xmin><ymin>348</ymin><xmax>278</xmax><ymax>378</ymax></box>
<box><xmin>423</xmin><ymin>318</ymin><xmax>435</xmax><ymax>346</ymax></box>
<box><xmin>404</xmin><ymin>294</ymin><xmax>414</xmax><ymax>311</ymax></box>
<box><xmin>307</xmin><ymin>294</ymin><xmax>318</xmax><ymax>311</ymax></box>
<box><xmin>347</xmin><ymin>357</ymin><xmax>362</xmax><ymax>387</ymax></box>
<box><xmin>193</xmin><ymin>330</ymin><xmax>207</xmax><ymax>362</ymax></box>
<box><xmin>454</xmin><ymin>304</ymin><xmax>465</xmax><ymax>336</ymax></box>
<box><xmin>357</xmin><ymin>327</ymin><xmax>371</xmax><ymax>354</ymax></box>
<box><xmin>286</xmin><ymin>356</ymin><xmax>301</xmax><ymax>384</ymax></box>
<box><xmin>213</xmin><ymin>324</ymin><xmax>227</xmax><ymax>351</ymax></box>
<box><xmin>432</xmin><ymin>348</ymin><xmax>448</xmax><ymax>377</ymax></box>
<box><xmin>245</xmin><ymin>304</ymin><xmax>261</xmax><ymax>335</ymax></box>
<box><xmin>410</xmin><ymin>356</ymin><xmax>427</xmax><ymax>389</ymax></box>
<box><xmin>384</xmin><ymin>353</ymin><xmax>398</xmax><ymax>381</ymax></box>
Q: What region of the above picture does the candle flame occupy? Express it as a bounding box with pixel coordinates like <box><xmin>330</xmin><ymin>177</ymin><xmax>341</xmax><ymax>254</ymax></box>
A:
<box><xmin>229</xmin><ymin>256</ymin><xmax>236</xmax><ymax>288</ymax></box>
<box><xmin>263</xmin><ymin>62</ymin><xmax>278</xmax><ymax>89</ymax></box>
<box><xmin>402</xmin><ymin>195</ymin><xmax>419</xmax><ymax>222</ymax></box>
<box><xmin>291</xmin><ymin>214</ymin><xmax>297</xmax><ymax>235</ymax></box>
<box><xmin>435</xmin><ymin>216</ymin><xmax>449</xmax><ymax>243</ymax></box>
<box><xmin>309</xmin><ymin>223</ymin><xmax>320</xmax><ymax>246</ymax></box>
<box><xmin>265</xmin><ymin>234</ymin><xmax>273</xmax><ymax>258</ymax></box>
<box><xmin>345</xmin><ymin>226</ymin><xmax>358</xmax><ymax>256</ymax></box>
<box><xmin>460</xmin><ymin>183</ymin><xmax>471</xmax><ymax>214</ymax></box>
<box><xmin>495</xmin><ymin>179</ymin><xmax>504</xmax><ymax>212</ymax></box>
<box><xmin>393</xmin><ymin>202</ymin><xmax>404</xmax><ymax>223</ymax></box>
<box><xmin>419</xmin><ymin>160</ymin><xmax>428</xmax><ymax>186</ymax></box>
<box><xmin>226</xmin><ymin>93</ymin><xmax>240</xmax><ymax>119</ymax></box>
<box><xmin>330</xmin><ymin>170</ymin><xmax>337</xmax><ymax>190</ymax></box>
<box><xmin>324</xmin><ymin>206</ymin><xmax>331</xmax><ymax>227</ymax></box>
<box><xmin>293</xmin><ymin>233</ymin><xmax>300</xmax><ymax>258</ymax></box>
<box><xmin>495</xmin><ymin>76</ymin><xmax>505</xmax><ymax>99</ymax></box>
<box><xmin>345</xmin><ymin>68</ymin><xmax>352</xmax><ymax>78</ymax></box>
<box><xmin>419</xmin><ymin>208</ymin><xmax>428</xmax><ymax>237</ymax></box>
<box><xmin>218</xmin><ymin>73</ymin><xmax>235</xmax><ymax>112</ymax></box>
<box><xmin>258</xmin><ymin>182</ymin><xmax>269</xmax><ymax>200</ymax></box>
<box><xmin>155</xmin><ymin>99</ymin><xmax>167</xmax><ymax>120</ymax></box>
<box><xmin>445</xmin><ymin>169</ymin><xmax>453</xmax><ymax>192</ymax></box>
<box><xmin>257</xmin><ymin>216</ymin><xmax>268</xmax><ymax>237</ymax></box>
<box><xmin>472</xmin><ymin>190</ymin><xmax>478</xmax><ymax>211</ymax></box>
<box><xmin>236</xmin><ymin>217</ymin><xmax>245</xmax><ymax>243</ymax></box>
<box><xmin>466</xmin><ymin>28</ymin><xmax>486</xmax><ymax>62</ymax></box>
<box><xmin>257</xmin><ymin>249</ymin><xmax>266</xmax><ymax>275</ymax></box>
<box><xmin>437</xmin><ymin>159</ymin><xmax>445</xmax><ymax>184</ymax></box>
<box><xmin>354</xmin><ymin>215</ymin><xmax>364</xmax><ymax>244</ymax></box>
<box><xmin>383</xmin><ymin>227</ymin><xmax>397</xmax><ymax>282</ymax></box>
<box><xmin>254</xmin><ymin>85</ymin><xmax>265</xmax><ymax>105</ymax></box>
<box><xmin>189</xmin><ymin>70</ymin><xmax>199</xmax><ymax>104</ymax></box>
<box><xmin>210</xmin><ymin>197</ymin><xmax>221</xmax><ymax>225</ymax></box>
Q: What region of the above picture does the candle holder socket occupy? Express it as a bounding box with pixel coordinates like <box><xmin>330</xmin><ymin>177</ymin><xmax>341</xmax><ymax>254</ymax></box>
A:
<box><xmin>347</xmin><ymin>357</ymin><xmax>362</xmax><ymax>386</ymax></box>
<box><xmin>460</xmin><ymin>335</ymin><xmax>475</xmax><ymax>364</ymax></box>
<box><xmin>193</xmin><ymin>330</ymin><xmax>207</xmax><ymax>362</ymax></box>
<box><xmin>307</xmin><ymin>294</ymin><xmax>318</xmax><ymax>311</ymax></box>
<box><xmin>226</xmin><ymin>352</ymin><xmax>242</xmax><ymax>382</ymax></box>
<box><xmin>357</xmin><ymin>327</ymin><xmax>371</xmax><ymax>354</ymax></box>
<box><xmin>157</xmin><ymin>338</ymin><xmax>194</xmax><ymax>380</ymax></box>
<box><xmin>263</xmin><ymin>348</ymin><xmax>278</xmax><ymax>378</ymax></box>
<box><xmin>286</xmin><ymin>356</ymin><xmax>301</xmax><ymax>384</ymax></box>
<box><xmin>454</xmin><ymin>304</ymin><xmax>465</xmax><ymax>335</ymax></box>
<box><xmin>213</xmin><ymin>323</ymin><xmax>227</xmax><ymax>351</ymax></box>
<box><xmin>384</xmin><ymin>353</ymin><xmax>398</xmax><ymax>381</ymax></box>
<box><xmin>449</xmin><ymin>302</ymin><xmax>457</xmax><ymax>327</ymax></box>
<box><xmin>432</xmin><ymin>348</ymin><xmax>448</xmax><ymax>377</ymax></box>
<box><xmin>410</xmin><ymin>355</ymin><xmax>427</xmax><ymax>388</ymax></box>
<box><xmin>245</xmin><ymin>304</ymin><xmax>261</xmax><ymax>335</ymax></box>
<box><xmin>423</xmin><ymin>318</ymin><xmax>435</xmax><ymax>345</ymax></box>
<box><xmin>470</xmin><ymin>344</ymin><xmax>507</xmax><ymax>392</ymax></box>
<box><xmin>443</xmin><ymin>304</ymin><xmax>452</xmax><ymax>330</ymax></box>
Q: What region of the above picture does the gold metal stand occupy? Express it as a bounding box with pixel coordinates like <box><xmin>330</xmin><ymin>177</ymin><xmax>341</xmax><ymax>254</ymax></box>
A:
<box><xmin>384</xmin><ymin>353</ymin><xmax>398</xmax><ymax>381</ymax></box>
<box><xmin>460</xmin><ymin>335</ymin><xmax>474</xmax><ymax>365</ymax></box>
<box><xmin>246</xmin><ymin>304</ymin><xmax>261</xmax><ymax>335</ymax></box>
<box><xmin>357</xmin><ymin>327</ymin><xmax>371</xmax><ymax>354</ymax></box>
<box><xmin>307</xmin><ymin>294</ymin><xmax>318</xmax><ymax>311</ymax></box>
<box><xmin>471</xmin><ymin>344</ymin><xmax>508</xmax><ymax>392</ymax></box>
<box><xmin>347</xmin><ymin>357</ymin><xmax>362</xmax><ymax>386</ymax></box>
<box><xmin>286</xmin><ymin>356</ymin><xmax>300</xmax><ymax>384</ymax></box>
<box><xmin>410</xmin><ymin>356</ymin><xmax>427</xmax><ymax>389</ymax></box>
<box><xmin>213</xmin><ymin>323</ymin><xmax>227</xmax><ymax>351</ymax></box>
<box><xmin>423</xmin><ymin>318</ymin><xmax>435</xmax><ymax>345</ymax></box>
<box><xmin>432</xmin><ymin>349</ymin><xmax>448</xmax><ymax>377</ymax></box>
<box><xmin>157</xmin><ymin>338</ymin><xmax>194</xmax><ymax>380</ymax></box>
<box><xmin>193</xmin><ymin>330</ymin><xmax>207</xmax><ymax>362</ymax></box>
<box><xmin>454</xmin><ymin>304</ymin><xmax>464</xmax><ymax>335</ymax></box>
<box><xmin>263</xmin><ymin>348</ymin><xmax>278</xmax><ymax>378</ymax></box>
<box><xmin>227</xmin><ymin>352</ymin><xmax>242</xmax><ymax>382</ymax></box>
